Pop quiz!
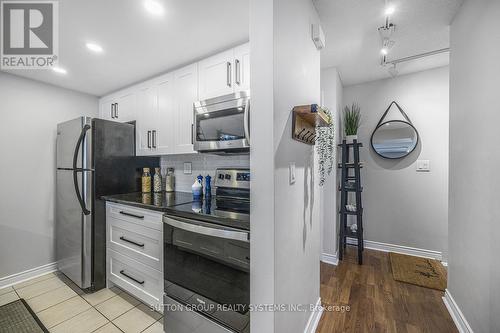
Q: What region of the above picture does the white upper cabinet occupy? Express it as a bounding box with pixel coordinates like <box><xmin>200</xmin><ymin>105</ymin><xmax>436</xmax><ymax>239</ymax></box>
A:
<box><xmin>136</xmin><ymin>85</ymin><xmax>158</xmax><ymax>156</ymax></box>
<box><xmin>173</xmin><ymin>64</ymin><xmax>198</xmax><ymax>154</ymax></box>
<box><xmin>233</xmin><ymin>43</ymin><xmax>250</xmax><ymax>92</ymax></box>
<box><xmin>100</xmin><ymin>43</ymin><xmax>249</xmax><ymax>156</ymax></box>
<box><xmin>99</xmin><ymin>91</ymin><xmax>136</xmax><ymax>123</ymax></box>
<box><xmin>156</xmin><ymin>74</ymin><xmax>175</xmax><ymax>155</ymax></box>
<box><xmin>198</xmin><ymin>49</ymin><xmax>235</xmax><ymax>100</ymax></box>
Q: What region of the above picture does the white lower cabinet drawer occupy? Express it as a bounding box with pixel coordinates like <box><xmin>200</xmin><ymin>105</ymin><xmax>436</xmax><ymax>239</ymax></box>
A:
<box><xmin>107</xmin><ymin>249</ymin><xmax>163</xmax><ymax>308</ymax></box>
<box><xmin>108</xmin><ymin>217</ymin><xmax>162</xmax><ymax>270</ymax></box>
<box><xmin>107</xmin><ymin>202</ymin><xmax>163</xmax><ymax>231</ymax></box>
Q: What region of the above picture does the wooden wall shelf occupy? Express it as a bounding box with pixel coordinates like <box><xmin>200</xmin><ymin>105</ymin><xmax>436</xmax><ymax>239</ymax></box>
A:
<box><xmin>292</xmin><ymin>104</ymin><xmax>331</xmax><ymax>145</ymax></box>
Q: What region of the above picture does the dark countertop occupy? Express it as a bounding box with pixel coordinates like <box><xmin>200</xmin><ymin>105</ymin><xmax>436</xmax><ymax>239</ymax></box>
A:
<box><xmin>102</xmin><ymin>191</ymin><xmax>194</xmax><ymax>212</ymax></box>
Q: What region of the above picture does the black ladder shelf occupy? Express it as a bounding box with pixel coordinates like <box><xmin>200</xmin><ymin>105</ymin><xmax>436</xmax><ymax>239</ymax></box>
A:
<box><xmin>338</xmin><ymin>140</ymin><xmax>364</xmax><ymax>264</ymax></box>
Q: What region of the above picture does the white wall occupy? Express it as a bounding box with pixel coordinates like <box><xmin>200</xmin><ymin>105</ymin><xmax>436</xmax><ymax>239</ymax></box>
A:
<box><xmin>448</xmin><ymin>0</ymin><xmax>500</xmax><ymax>332</ymax></box>
<box><xmin>0</xmin><ymin>73</ymin><xmax>98</xmax><ymax>279</ymax></box>
<box><xmin>250</xmin><ymin>0</ymin><xmax>322</xmax><ymax>331</ymax></box>
<box><xmin>320</xmin><ymin>67</ymin><xmax>342</xmax><ymax>263</ymax></box>
<box><xmin>343</xmin><ymin>67</ymin><xmax>449</xmax><ymax>257</ymax></box>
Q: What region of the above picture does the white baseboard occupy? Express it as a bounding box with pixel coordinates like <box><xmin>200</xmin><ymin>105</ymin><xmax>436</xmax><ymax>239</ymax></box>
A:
<box><xmin>321</xmin><ymin>252</ymin><xmax>338</xmax><ymax>266</ymax></box>
<box><xmin>304</xmin><ymin>297</ymin><xmax>323</xmax><ymax>333</ymax></box>
<box><xmin>442</xmin><ymin>289</ymin><xmax>474</xmax><ymax>333</ymax></box>
<box><xmin>346</xmin><ymin>237</ymin><xmax>442</xmax><ymax>261</ymax></box>
<box><xmin>0</xmin><ymin>262</ymin><xmax>58</xmax><ymax>289</ymax></box>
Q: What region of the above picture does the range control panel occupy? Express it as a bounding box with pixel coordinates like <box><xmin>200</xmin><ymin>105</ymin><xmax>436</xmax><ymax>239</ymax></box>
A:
<box><xmin>214</xmin><ymin>168</ymin><xmax>250</xmax><ymax>189</ymax></box>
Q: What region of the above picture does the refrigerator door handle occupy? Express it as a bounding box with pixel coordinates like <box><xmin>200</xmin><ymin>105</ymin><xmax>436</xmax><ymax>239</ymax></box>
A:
<box><xmin>73</xmin><ymin>124</ymin><xmax>91</xmax><ymax>215</ymax></box>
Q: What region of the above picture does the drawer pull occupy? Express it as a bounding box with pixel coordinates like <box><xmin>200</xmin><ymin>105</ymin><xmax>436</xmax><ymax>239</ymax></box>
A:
<box><xmin>119</xmin><ymin>236</ymin><xmax>145</xmax><ymax>248</ymax></box>
<box><xmin>119</xmin><ymin>211</ymin><xmax>144</xmax><ymax>219</ymax></box>
<box><xmin>119</xmin><ymin>270</ymin><xmax>145</xmax><ymax>285</ymax></box>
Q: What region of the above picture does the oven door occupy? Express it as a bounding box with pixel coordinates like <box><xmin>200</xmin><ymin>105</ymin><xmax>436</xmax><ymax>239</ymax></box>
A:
<box><xmin>193</xmin><ymin>92</ymin><xmax>250</xmax><ymax>153</ymax></box>
<box><xmin>163</xmin><ymin>215</ymin><xmax>250</xmax><ymax>332</ymax></box>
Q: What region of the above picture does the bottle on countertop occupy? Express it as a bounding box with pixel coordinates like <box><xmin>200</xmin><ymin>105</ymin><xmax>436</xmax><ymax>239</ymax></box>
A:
<box><xmin>153</xmin><ymin>167</ymin><xmax>162</xmax><ymax>193</ymax></box>
<box><xmin>141</xmin><ymin>168</ymin><xmax>151</xmax><ymax>193</ymax></box>
<box><xmin>205</xmin><ymin>175</ymin><xmax>212</xmax><ymax>197</ymax></box>
<box><xmin>192</xmin><ymin>177</ymin><xmax>203</xmax><ymax>200</ymax></box>
<box><xmin>165</xmin><ymin>168</ymin><xmax>175</xmax><ymax>192</ymax></box>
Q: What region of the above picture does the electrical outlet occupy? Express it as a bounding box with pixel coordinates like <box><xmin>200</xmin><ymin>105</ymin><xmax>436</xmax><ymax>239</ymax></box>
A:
<box><xmin>183</xmin><ymin>162</ymin><xmax>192</xmax><ymax>174</ymax></box>
<box><xmin>289</xmin><ymin>162</ymin><xmax>296</xmax><ymax>185</ymax></box>
<box><xmin>416</xmin><ymin>160</ymin><xmax>430</xmax><ymax>172</ymax></box>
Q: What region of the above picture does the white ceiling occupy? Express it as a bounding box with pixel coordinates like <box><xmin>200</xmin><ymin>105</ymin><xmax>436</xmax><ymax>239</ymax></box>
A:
<box><xmin>2</xmin><ymin>0</ymin><xmax>249</xmax><ymax>96</ymax></box>
<box><xmin>314</xmin><ymin>0</ymin><xmax>463</xmax><ymax>86</ymax></box>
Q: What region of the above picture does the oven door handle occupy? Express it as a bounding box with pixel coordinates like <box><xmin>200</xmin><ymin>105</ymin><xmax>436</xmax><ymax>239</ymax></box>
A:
<box><xmin>243</xmin><ymin>100</ymin><xmax>250</xmax><ymax>145</ymax></box>
<box><xmin>164</xmin><ymin>216</ymin><xmax>249</xmax><ymax>242</ymax></box>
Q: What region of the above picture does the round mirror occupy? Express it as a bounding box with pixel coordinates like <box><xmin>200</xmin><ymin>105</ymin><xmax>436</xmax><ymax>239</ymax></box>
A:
<box><xmin>371</xmin><ymin>120</ymin><xmax>419</xmax><ymax>159</ymax></box>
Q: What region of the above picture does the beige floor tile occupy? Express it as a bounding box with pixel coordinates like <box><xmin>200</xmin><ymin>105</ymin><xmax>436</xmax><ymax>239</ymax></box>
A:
<box><xmin>142</xmin><ymin>320</ymin><xmax>163</xmax><ymax>333</ymax></box>
<box><xmin>37</xmin><ymin>296</ymin><xmax>91</xmax><ymax>328</ymax></box>
<box><xmin>82</xmin><ymin>286</ymin><xmax>122</xmax><ymax>306</ymax></box>
<box><xmin>95</xmin><ymin>292</ymin><xmax>141</xmax><ymax>321</ymax></box>
<box><xmin>13</xmin><ymin>272</ymin><xmax>58</xmax><ymax>290</ymax></box>
<box><xmin>26</xmin><ymin>285</ymin><xmax>77</xmax><ymax>313</ymax></box>
<box><xmin>0</xmin><ymin>286</ymin><xmax>14</xmax><ymax>296</ymax></box>
<box><xmin>57</xmin><ymin>274</ymin><xmax>85</xmax><ymax>295</ymax></box>
<box><xmin>112</xmin><ymin>305</ymin><xmax>159</xmax><ymax>333</ymax></box>
<box><xmin>49</xmin><ymin>308</ymin><xmax>109</xmax><ymax>333</ymax></box>
<box><xmin>92</xmin><ymin>322</ymin><xmax>123</xmax><ymax>333</ymax></box>
<box><xmin>0</xmin><ymin>291</ymin><xmax>19</xmax><ymax>306</ymax></box>
<box><xmin>16</xmin><ymin>276</ymin><xmax>66</xmax><ymax>300</ymax></box>
<box><xmin>136</xmin><ymin>303</ymin><xmax>163</xmax><ymax>321</ymax></box>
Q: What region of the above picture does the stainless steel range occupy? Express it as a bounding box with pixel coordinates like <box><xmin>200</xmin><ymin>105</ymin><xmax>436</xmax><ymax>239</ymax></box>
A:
<box><xmin>163</xmin><ymin>168</ymin><xmax>250</xmax><ymax>333</ymax></box>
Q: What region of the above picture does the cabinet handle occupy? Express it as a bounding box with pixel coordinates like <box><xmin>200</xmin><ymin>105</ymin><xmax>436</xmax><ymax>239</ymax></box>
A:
<box><xmin>147</xmin><ymin>131</ymin><xmax>152</xmax><ymax>148</ymax></box>
<box><xmin>152</xmin><ymin>130</ymin><xmax>157</xmax><ymax>148</ymax></box>
<box><xmin>111</xmin><ymin>104</ymin><xmax>115</xmax><ymax>119</ymax></box>
<box><xmin>119</xmin><ymin>211</ymin><xmax>145</xmax><ymax>219</ymax></box>
<box><xmin>115</xmin><ymin>103</ymin><xmax>119</xmax><ymax>118</ymax></box>
<box><xmin>235</xmin><ymin>59</ymin><xmax>241</xmax><ymax>85</ymax></box>
<box><xmin>226</xmin><ymin>62</ymin><xmax>232</xmax><ymax>87</ymax></box>
<box><xmin>191</xmin><ymin>124</ymin><xmax>194</xmax><ymax>145</ymax></box>
<box><xmin>119</xmin><ymin>236</ymin><xmax>145</xmax><ymax>248</ymax></box>
<box><xmin>119</xmin><ymin>270</ymin><xmax>144</xmax><ymax>285</ymax></box>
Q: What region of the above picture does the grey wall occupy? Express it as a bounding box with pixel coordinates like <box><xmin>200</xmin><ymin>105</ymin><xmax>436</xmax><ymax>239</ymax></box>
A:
<box><xmin>320</xmin><ymin>67</ymin><xmax>343</xmax><ymax>261</ymax></box>
<box><xmin>250</xmin><ymin>0</ymin><xmax>322</xmax><ymax>331</ymax></box>
<box><xmin>343</xmin><ymin>67</ymin><xmax>449</xmax><ymax>257</ymax></box>
<box><xmin>448</xmin><ymin>0</ymin><xmax>500</xmax><ymax>331</ymax></box>
<box><xmin>0</xmin><ymin>73</ymin><xmax>98</xmax><ymax>279</ymax></box>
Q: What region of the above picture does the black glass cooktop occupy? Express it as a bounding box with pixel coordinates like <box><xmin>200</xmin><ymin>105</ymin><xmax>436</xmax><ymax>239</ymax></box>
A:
<box><xmin>164</xmin><ymin>196</ymin><xmax>250</xmax><ymax>231</ymax></box>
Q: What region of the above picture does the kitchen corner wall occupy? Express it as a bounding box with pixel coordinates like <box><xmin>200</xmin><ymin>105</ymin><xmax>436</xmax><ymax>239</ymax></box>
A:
<box><xmin>160</xmin><ymin>154</ymin><xmax>249</xmax><ymax>193</ymax></box>
<box><xmin>0</xmin><ymin>73</ymin><xmax>98</xmax><ymax>280</ymax></box>
<box><xmin>343</xmin><ymin>66</ymin><xmax>449</xmax><ymax>258</ymax></box>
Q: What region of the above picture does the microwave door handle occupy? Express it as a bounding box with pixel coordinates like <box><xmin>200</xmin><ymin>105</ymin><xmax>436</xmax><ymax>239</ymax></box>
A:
<box><xmin>164</xmin><ymin>216</ymin><xmax>249</xmax><ymax>242</ymax></box>
<box><xmin>244</xmin><ymin>100</ymin><xmax>250</xmax><ymax>144</ymax></box>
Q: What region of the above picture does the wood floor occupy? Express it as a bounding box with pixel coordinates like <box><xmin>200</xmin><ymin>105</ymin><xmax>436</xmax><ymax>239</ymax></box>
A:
<box><xmin>317</xmin><ymin>248</ymin><xmax>458</xmax><ymax>333</ymax></box>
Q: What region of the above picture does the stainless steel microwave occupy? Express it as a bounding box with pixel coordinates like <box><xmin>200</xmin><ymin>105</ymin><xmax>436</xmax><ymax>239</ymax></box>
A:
<box><xmin>193</xmin><ymin>91</ymin><xmax>250</xmax><ymax>154</ymax></box>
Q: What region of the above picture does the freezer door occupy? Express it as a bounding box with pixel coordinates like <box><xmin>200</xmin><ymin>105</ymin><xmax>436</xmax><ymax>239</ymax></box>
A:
<box><xmin>56</xmin><ymin>169</ymin><xmax>93</xmax><ymax>289</ymax></box>
<box><xmin>57</xmin><ymin>117</ymin><xmax>92</xmax><ymax>170</ymax></box>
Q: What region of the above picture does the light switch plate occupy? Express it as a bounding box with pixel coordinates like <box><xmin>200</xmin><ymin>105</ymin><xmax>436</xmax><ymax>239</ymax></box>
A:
<box><xmin>183</xmin><ymin>162</ymin><xmax>192</xmax><ymax>174</ymax></box>
<box><xmin>416</xmin><ymin>160</ymin><xmax>430</xmax><ymax>172</ymax></box>
<box><xmin>289</xmin><ymin>162</ymin><xmax>296</xmax><ymax>184</ymax></box>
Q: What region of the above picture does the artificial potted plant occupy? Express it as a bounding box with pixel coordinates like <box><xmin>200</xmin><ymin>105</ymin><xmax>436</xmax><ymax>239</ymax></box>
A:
<box><xmin>343</xmin><ymin>103</ymin><xmax>361</xmax><ymax>143</ymax></box>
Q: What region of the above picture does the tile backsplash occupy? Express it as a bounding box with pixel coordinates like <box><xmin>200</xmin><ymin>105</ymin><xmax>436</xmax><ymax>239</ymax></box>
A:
<box><xmin>160</xmin><ymin>154</ymin><xmax>249</xmax><ymax>193</ymax></box>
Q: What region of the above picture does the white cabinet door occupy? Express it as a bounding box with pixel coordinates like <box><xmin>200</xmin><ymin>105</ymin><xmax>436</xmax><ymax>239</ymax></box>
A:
<box><xmin>115</xmin><ymin>92</ymin><xmax>136</xmax><ymax>123</ymax></box>
<box><xmin>136</xmin><ymin>85</ymin><xmax>158</xmax><ymax>156</ymax></box>
<box><xmin>233</xmin><ymin>43</ymin><xmax>250</xmax><ymax>93</ymax></box>
<box><xmin>156</xmin><ymin>74</ymin><xmax>175</xmax><ymax>155</ymax></box>
<box><xmin>100</xmin><ymin>100</ymin><xmax>114</xmax><ymax>120</ymax></box>
<box><xmin>173</xmin><ymin>64</ymin><xmax>198</xmax><ymax>154</ymax></box>
<box><xmin>198</xmin><ymin>49</ymin><xmax>234</xmax><ymax>100</ymax></box>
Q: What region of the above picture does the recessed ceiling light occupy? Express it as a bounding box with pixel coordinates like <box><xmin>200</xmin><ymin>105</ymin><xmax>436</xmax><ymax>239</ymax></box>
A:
<box><xmin>86</xmin><ymin>42</ymin><xmax>103</xmax><ymax>53</ymax></box>
<box><xmin>380</xmin><ymin>48</ymin><xmax>389</xmax><ymax>55</ymax></box>
<box><xmin>144</xmin><ymin>0</ymin><xmax>164</xmax><ymax>16</ymax></box>
<box><xmin>385</xmin><ymin>6</ymin><xmax>395</xmax><ymax>16</ymax></box>
<box><xmin>52</xmin><ymin>66</ymin><xmax>67</xmax><ymax>75</ymax></box>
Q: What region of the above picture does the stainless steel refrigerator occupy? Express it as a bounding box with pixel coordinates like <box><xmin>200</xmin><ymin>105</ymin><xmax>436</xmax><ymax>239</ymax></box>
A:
<box><xmin>56</xmin><ymin>116</ymin><xmax>158</xmax><ymax>291</ymax></box>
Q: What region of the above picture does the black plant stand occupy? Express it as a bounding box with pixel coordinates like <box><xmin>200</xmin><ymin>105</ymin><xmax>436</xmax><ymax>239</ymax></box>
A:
<box><xmin>338</xmin><ymin>139</ymin><xmax>364</xmax><ymax>265</ymax></box>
